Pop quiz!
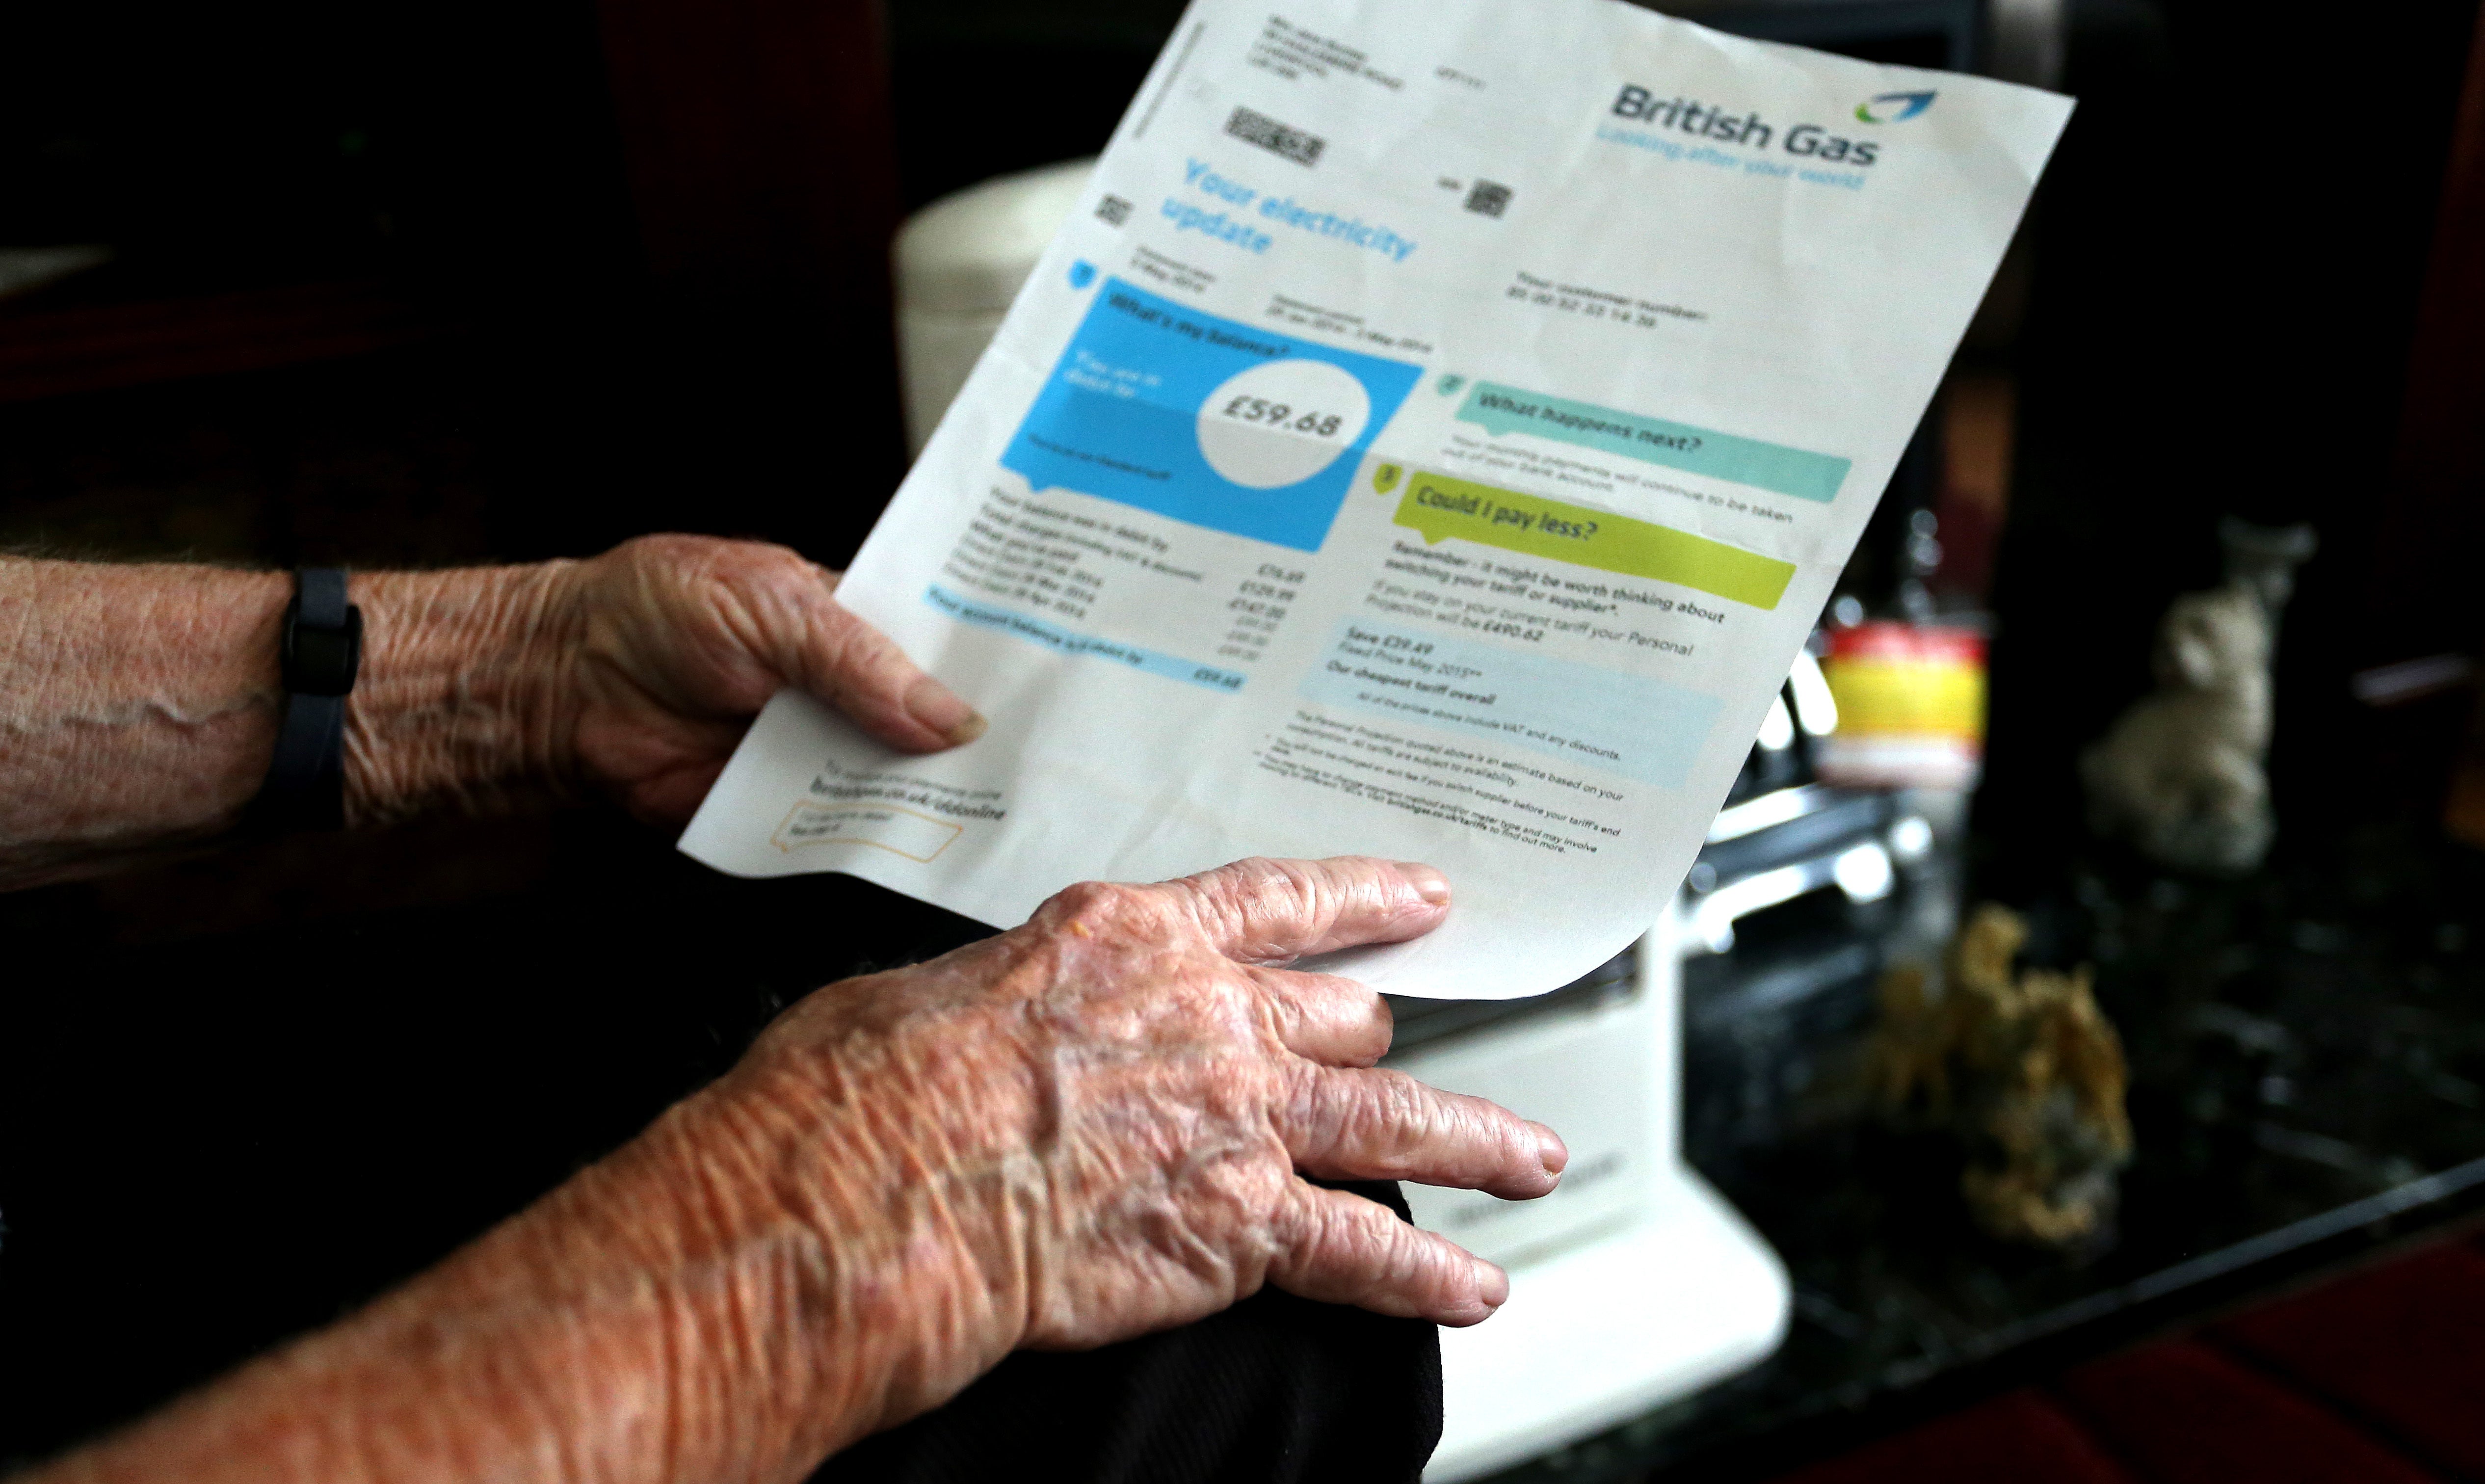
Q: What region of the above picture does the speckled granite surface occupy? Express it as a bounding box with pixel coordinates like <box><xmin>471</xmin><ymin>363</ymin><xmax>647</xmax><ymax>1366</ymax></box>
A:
<box><xmin>1497</xmin><ymin>824</ymin><xmax>2485</xmax><ymax>1483</ymax></box>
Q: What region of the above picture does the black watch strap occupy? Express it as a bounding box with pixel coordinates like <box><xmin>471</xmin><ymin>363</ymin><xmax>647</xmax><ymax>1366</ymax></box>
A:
<box><xmin>255</xmin><ymin>568</ymin><xmax>363</xmax><ymax>832</ymax></box>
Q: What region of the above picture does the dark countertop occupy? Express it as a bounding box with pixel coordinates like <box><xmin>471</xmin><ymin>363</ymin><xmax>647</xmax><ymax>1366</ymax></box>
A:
<box><xmin>1492</xmin><ymin>822</ymin><xmax>2485</xmax><ymax>1482</ymax></box>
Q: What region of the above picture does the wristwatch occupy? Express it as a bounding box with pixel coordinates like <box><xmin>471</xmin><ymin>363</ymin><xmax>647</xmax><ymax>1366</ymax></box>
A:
<box><xmin>254</xmin><ymin>568</ymin><xmax>362</xmax><ymax>832</ymax></box>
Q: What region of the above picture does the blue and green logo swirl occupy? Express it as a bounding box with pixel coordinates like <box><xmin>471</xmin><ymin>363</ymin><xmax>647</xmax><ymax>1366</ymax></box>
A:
<box><xmin>1855</xmin><ymin>90</ymin><xmax>1936</xmax><ymax>123</ymax></box>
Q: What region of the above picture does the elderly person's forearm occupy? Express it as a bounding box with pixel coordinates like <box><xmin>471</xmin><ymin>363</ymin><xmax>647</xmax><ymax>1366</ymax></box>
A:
<box><xmin>0</xmin><ymin>556</ymin><xmax>576</xmax><ymax>887</ymax></box>
<box><xmin>21</xmin><ymin>858</ymin><xmax>1562</xmax><ymax>1484</ymax></box>
<box><xmin>29</xmin><ymin>1077</ymin><xmax>885</xmax><ymax>1484</ymax></box>
<box><xmin>0</xmin><ymin>539</ymin><xmax>980</xmax><ymax>890</ymax></box>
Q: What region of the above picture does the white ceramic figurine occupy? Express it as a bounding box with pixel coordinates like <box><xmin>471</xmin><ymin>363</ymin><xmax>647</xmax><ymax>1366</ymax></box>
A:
<box><xmin>2080</xmin><ymin>521</ymin><xmax>2316</xmax><ymax>874</ymax></box>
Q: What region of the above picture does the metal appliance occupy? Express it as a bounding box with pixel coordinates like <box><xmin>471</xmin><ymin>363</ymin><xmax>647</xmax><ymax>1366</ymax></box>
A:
<box><xmin>1382</xmin><ymin>652</ymin><xmax>1935</xmax><ymax>1480</ymax></box>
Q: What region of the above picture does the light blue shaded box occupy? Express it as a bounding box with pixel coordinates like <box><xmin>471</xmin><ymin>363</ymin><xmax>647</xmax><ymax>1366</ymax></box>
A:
<box><xmin>1456</xmin><ymin>381</ymin><xmax>1850</xmax><ymax>504</ymax></box>
<box><xmin>1296</xmin><ymin>617</ymin><xmax>1721</xmax><ymax>788</ymax></box>
<box><xmin>1002</xmin><ymin>278</ymin><xmax>1422</xmax><ymax>552</ymax></box>
<box><xmin>926</xmin><ymin>584</ymin><xmax>1246</xmax><ymax>693</ymax></box>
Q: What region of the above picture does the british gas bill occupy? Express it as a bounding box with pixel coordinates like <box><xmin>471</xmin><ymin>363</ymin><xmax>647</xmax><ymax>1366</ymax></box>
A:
<box><xmin>680</xmin><ymin>0</ymin><xmax>2070</xmax><ymax>1000</ymax></box>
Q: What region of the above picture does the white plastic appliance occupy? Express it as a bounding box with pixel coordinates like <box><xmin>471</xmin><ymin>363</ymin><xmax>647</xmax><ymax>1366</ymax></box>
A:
<box><xmin>1382</xmin><ymin>909</ymin><xmax>1788</xmax><ymax>1483</ymax></box>
<box><xmin>893</xmin><ymin>158</ymin><xmax>1099</xmax><ymax>457</ymax></box>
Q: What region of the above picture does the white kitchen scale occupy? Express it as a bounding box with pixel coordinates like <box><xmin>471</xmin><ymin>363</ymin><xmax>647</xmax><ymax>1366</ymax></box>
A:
<box><xmin>1387</xmin><ymin>904</ymin><xmax>1791</xmax><ymax>1483</ymax></box>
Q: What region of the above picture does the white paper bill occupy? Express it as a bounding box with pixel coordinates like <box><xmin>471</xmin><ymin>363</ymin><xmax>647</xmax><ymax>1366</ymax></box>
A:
<box><xmin>680</xmin><ymin>0</ymin><xmax>2071</xmax><ymax>1000</ymax></box>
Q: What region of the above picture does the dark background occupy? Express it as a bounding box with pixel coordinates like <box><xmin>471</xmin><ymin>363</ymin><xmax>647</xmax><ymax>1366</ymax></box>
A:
<box><xmin>3</xmin><ymin>0</ymin><xmax>2480</xmax><ymax>1469</ymax></box>
<box><xmin>1978</xmin><ymin>0</ymin><xmax>2483</xmax><ymax>897</ymax></box>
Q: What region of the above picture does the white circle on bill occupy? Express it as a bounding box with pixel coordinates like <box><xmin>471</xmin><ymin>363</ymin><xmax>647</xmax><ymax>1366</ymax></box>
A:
<box><xmin>1196</xmin><ymin>359</ymin><xmax>1371</xmax><ymax>489</ymax></box>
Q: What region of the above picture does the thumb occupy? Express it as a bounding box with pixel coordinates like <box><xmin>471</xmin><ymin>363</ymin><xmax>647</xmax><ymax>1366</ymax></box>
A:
<box><xmin>784</xmin><ymin>570</ymin><xmax>987</xmax><ymax>753</ymax></box>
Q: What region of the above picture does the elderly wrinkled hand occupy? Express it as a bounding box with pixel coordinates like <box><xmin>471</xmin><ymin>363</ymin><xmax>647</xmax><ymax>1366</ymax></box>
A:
<box><xmin>682</xmin><ymin>854</ymin><xmax>1565</xmax><ymax>1439</ymax></box>
<box><xmin>29</xmin><ymin>856</ymin><xmax>1564</xmax><ymax>1484</ymax></box>
<box><xmin>0</xmin><ymin>535</ymin><xmax>981</xmax><ymax>876</ymax></box>
<box><xmin>545</xmin><ymin>533</ymin><xmax>986</xmax><ymax>823</ymax></box>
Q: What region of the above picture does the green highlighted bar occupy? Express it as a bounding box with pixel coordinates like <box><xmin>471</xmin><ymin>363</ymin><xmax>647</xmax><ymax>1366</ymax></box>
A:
<box><xmin>1456</xmin><ymin>381</ymin><xmax>1850</xmax><ymax>504</ymax></box>
<box><xmin>1390</xmin><ymin>469</ymin><xmax>1795</xmax><ymax>609</ymax></box>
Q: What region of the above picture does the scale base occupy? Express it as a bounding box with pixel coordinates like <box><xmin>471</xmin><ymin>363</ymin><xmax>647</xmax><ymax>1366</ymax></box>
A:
<box><xmin>1428</xmin><ymin>1167</ymin><xmax>1790</xmax><ymax>1483</ymax></box>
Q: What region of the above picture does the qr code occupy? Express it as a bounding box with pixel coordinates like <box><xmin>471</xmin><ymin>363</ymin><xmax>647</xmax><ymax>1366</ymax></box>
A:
<box><xmin>1464</xmin><ymin>180</ymin><xmax>1512</xmax><ymax>217</ymax></box>
<box><xmin>1095</xmin><ymin>194</ymin><xmax>1132</xmax><ymax>226</ymax></box>
<box><xmin>1225</xmin><ymin>105</ymin><xmax>1325</xmax><ymax>166</ymax></box>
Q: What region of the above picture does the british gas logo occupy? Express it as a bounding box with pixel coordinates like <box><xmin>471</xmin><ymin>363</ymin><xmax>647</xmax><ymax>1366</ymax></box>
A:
<box><xmin>1607</xmin><ymin>85</ymin><xmax>1882</xmax><ymax>166</ymax></box>
<box><xmin>1855</xmin><ymin>90</ymin><xmax>1936</xmax><ymax>124</ymax></box>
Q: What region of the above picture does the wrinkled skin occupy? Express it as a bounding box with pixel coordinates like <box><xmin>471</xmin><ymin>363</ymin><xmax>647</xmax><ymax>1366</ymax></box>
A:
<box><xmin>532</xmin><ymin>545</ymin><xmax>1562</xmax><ymax>1370</ymax></box>
<box><xmin>708</xmin><ymin>854</ymin><xmax>1568</xmax><ymax>1441</ymax></box>
<box><xmin>10</xmin><ymin>530</ymin><xmax>1571</xmax><ymax>1484</ymax></box>
<box><xmin>34</xmin><ymin>856</ymin><xmax>1564</xmax><ymax>1484</ymax></box>
<box><xmin>548</xmin><ymin>534</ymin><xmax>987</xmax><ymax>824</ymax></box>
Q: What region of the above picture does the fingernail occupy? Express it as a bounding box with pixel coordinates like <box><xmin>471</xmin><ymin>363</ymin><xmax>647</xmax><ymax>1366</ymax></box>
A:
<box><xmin>1532</xmin><ymin>1122</ymin><xmax>1570</xmax><ymax>1176</ymax></box>
<box><xmin>1394</xmin><ymin>862</ymin><xmax>1452</xmax><ymax>906</ymax></box>
<box><xmin>1474</xmin><ymin>1258</ymin><xmax>1510</xmax><ymax>1309</ymax></box>
<box><xmin>905</xmin><ymin>674</ymin><xmax>986</xmax><ymax>745</ymax></box>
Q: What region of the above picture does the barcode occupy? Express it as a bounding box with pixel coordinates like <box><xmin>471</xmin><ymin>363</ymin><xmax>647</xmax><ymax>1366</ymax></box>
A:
<box><xmin>1464</xmin><ymin>180</ymin><xmax>1512</xmax><ymax>217</ymax></box>
<box><xmin>1225</xmin><ymin>106</ymin><xmax>1325</xmax><ymax>166</ymax></box>
<box><xmin>1095</xmin><ymin>194</ymin><xmax>1133</xmax><ymax>226</ymax></box>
